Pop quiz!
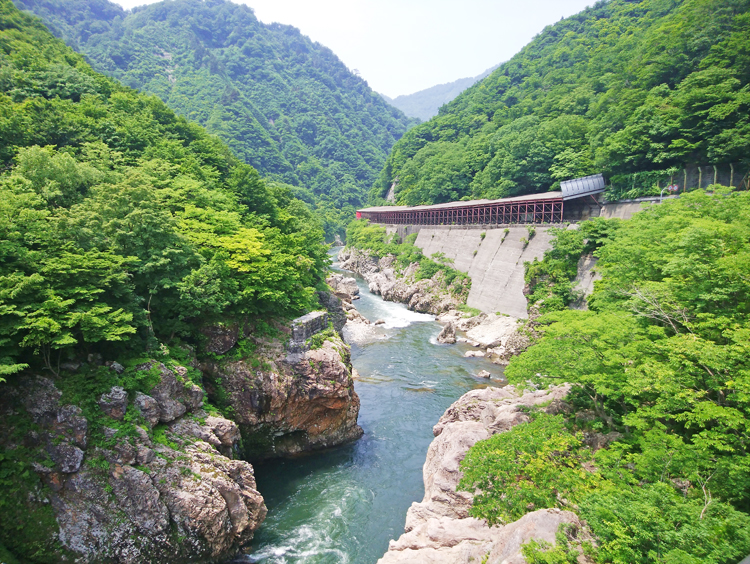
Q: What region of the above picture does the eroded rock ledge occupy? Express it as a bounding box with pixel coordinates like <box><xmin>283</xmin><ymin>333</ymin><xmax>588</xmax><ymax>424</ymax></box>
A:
<box><xmin>200</xmin><ymin>312</ymin><xmax>363</xmax><ymax>460</ymax></box>
<box><xmin>378</xmin><ymin>384</ymin><xmax>581</xmax><ymax>564</ymax></box>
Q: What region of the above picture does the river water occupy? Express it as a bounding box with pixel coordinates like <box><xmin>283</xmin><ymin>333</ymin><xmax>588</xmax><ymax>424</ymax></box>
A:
<box><xmin>236</xmin><ymin>252</ymin><xmax>503</xmax><ymax>564</ymax></box>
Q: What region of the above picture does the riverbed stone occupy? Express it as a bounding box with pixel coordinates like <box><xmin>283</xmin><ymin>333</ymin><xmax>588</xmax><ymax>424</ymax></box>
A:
<box><xmin>436</xmin><ymin>322</ymin><xmax>456</xmax><ymax>344</ymax></box>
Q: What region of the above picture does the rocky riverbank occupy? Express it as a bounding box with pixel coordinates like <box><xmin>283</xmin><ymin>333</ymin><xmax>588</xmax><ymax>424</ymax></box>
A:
<box><xmin>0</xmin><ymin>368</ymin><xmax>266</xmax><ymax>563</ymax></box>
<box><xmin>197</xmin><ymin>304</ymin><xmax>364</xmax><ymax>460</ymax></box>
<box><xmin>0</xmin><ymin>299</ymin><xmax>364</xmax><ymax>563</ymax></box>
<box><xmin>200</xmin><ymin>328</ymin><xmax>364</xmax><ymax>460</ymax></box>
<box><xmin>435</xmin><ymin>310</ymin><xmax>532</xmax><ymax>366</ymax></box>
<box><xmin>377</xmin><ymin>384</ymin><xmax>584</xmax><ymax>564</ymax></box>
<box><xmin>337</xmin><ymin>247</ymin><xmax>467</xmax><ymax>315</ymax></box>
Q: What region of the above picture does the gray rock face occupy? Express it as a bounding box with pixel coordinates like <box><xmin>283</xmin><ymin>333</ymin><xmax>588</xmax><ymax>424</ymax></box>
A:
<box><xmin>53</xmin><ymin>405</ymin><xmax>88</xmax><ymax>449</ymax></box>
<box><xmin>98</xmin><ymin>386</ymin><xmax>128</xmax><ymax>420</ymax></box>
<box><xmin>317</xmin><ymin>290</ymin><xmax>347</xmax><ymax>335</ymax></box>
<box><xmin>378</xmin><ymin>384</ymin><xmax>576</xmax><ymax>564</ymax></box>
<box><xmin>138</xmin><ymin>362</ymin><xmax>204</xmax><ymax>423</ymax></box>
<box><xmin>49</xmin><ymin>442</ymin><xmax>85</xmax><ymax>473</ymax></box>
<box><xmin>1</xmin><ymin>374</ymin><xmax>267</xmax><ymax>564</ymax></box>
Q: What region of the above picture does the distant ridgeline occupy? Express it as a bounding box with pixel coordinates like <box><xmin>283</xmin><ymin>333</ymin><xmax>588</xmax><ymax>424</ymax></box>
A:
<box><xmin>371</xmin><ymin>0</ymin><xmax>750</xmax><ymax>207</ymax></box>
<box><xmin>380</xmin><ymin>65</ymin><xmax>499</xmax><ymax>122</ymax></box>
<box><xmin>13</xmin><ymin>0</ymin><xmax>418</xmax><ymax>239</ymax></box>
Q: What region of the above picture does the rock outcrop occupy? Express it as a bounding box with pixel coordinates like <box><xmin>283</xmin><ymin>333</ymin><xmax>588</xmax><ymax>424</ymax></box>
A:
<box><xmin>378</xmin><ymin>384</ymin><xmax>578</xmax><ymax>564</ymax></box>
<box><xmin>436</xmin><ymin>310</ymin><xmax>525</xmax><ymax>365</ymax></box>
<box><xmin>338</xmin><ymin>248</ymin><xmax>466</xmax><ymax>315</ymax></box>
<box><xmin>326</xmin><ymin>273</ymin><xmax>360</xmax><ymax>299</ymax></box>
<box><xmin>201</xmin><ymin>331</ymin><xmax>363</xmax><ymax>459</ymax></box>
<box><xmin>0</xmin><ymin>372</ymin><xmax>267</xmax><ymax>564</ymax></box>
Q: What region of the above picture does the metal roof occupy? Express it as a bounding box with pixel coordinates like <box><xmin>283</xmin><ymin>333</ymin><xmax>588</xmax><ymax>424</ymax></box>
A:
<box><xmin>358</xmin><ymin>191</ymin><xmax>563</xmax><ymax>214</ymax></box>
<box><xmin>560</xmin><ymin>174</ymin><xmax>606</xmax><ymax>201</ymax></box>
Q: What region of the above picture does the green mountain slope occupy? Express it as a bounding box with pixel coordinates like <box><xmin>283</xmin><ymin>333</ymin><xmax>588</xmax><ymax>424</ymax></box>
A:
<box><xmin>380</xmin><ymin>65</ymin><xmax>499</xmax><ymax>122</ymax></box>
<box><xmin>371</xmin><ymin>0</ymin><xmax>750</xmax><ymax>206</ymax></box>
<box><xmin>0</xmin><ymin>0</ymin><xmax>328</xmax><ymax>381</ymax></box>
<box><xmin>13</xmin><ymin>0</ymin><xmax>417</xmax><ymax>238</ymax></box>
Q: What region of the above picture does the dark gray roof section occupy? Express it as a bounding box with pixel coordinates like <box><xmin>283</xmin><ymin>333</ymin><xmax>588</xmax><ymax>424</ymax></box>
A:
<box><xmin>560</xmin><ymin>174</ymin><xmax>606</xmax><ymax>200</ymax></box>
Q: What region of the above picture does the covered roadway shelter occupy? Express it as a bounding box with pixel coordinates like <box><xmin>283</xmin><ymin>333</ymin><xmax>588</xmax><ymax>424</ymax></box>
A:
<box><xmin>356</xmin><ymin>174</ymin><xmax>606</xmax><ymax>226</ymax></box>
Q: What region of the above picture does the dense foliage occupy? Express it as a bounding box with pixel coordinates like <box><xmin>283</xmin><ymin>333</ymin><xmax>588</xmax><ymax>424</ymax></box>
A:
<box><xmin>0</xmin><ymin>0</ymin><xmax>329</xmax><ymax>378</ymax></box>
<box><xmin>345</xmin><ymin>219</ymin><xmax>471</xmax><ymax>298</ymax></box>
<box><xmin>371</xmin><ymin>0</ymin><xmax>750</xmax><ymax>206</ymax></box>
<box><xmin>13</xmin><ymin>0</ymin><xmax>418</xmax><ymax>239</ymax></box>
<box><xmin>460</xmin><ymin>189</ymin><xmax>750</xmax><ymax>562</ymax></box>
<box><xmin>525</xmin><ymin>217</ymin><xmax>621</xmax><ymax>312</ymax></box>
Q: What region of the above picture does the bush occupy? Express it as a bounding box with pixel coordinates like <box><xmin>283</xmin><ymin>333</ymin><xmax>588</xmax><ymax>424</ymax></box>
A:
<box><xmin>458</xmin><ymin>414</ymin><xmax>598</xmax><ymax>525</ymax></box>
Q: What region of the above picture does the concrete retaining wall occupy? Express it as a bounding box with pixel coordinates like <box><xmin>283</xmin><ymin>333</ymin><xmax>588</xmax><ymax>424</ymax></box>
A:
<box><xmin>410</xmin><ymin>226</ymin><xmax>554</xmax><ymax>319</ymax></box>
<box><xmin>373</xmin><ymin>197</ymin><xmax>676</xmax><ymax>317</ymax></box>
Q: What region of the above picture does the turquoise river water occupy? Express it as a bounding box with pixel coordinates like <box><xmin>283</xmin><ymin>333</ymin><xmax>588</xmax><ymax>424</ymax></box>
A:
<box><xmin>234</xmin><ymin>251</ymin><xmax>503</xmax><ymax>564</ymax></box>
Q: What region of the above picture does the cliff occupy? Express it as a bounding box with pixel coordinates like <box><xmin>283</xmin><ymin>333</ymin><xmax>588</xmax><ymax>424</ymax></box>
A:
<box><xmin>198</xmin><ymin>309</ymin><xmax>363</xmax><ymax>460</ymax></box>
<box><xmin>0</xmin><ymin>301</ymin><xmax>363</xmax><ymax>562</ymax></box>
<box><xmin>378</xmin><ymin>384</ymin><xmax>585</xmax><ymax>564</ymax></box>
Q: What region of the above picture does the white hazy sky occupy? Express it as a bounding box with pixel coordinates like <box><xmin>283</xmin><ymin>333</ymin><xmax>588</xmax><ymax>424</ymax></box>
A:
<box><xmin>112</xmin><ymin>0</ymin><xmax>593</xmax><ymax>98</ymax></box>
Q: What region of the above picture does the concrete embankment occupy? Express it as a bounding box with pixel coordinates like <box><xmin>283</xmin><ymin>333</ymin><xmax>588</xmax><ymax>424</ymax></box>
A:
<box><xmin>385</xmin><ymin>226</ymin><xmax>553</xmax><ymax>319</ymax></box>
<box><xmin>379</xmin><ymin>199</ymin><xmax>651</xmax><ymax>318</ymax></box>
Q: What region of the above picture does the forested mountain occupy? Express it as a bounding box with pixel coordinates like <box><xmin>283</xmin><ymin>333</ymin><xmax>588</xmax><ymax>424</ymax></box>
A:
<box><xmin>12</xmin><ymin>0</ymin><xmax>417</xmax><ymax>238</ymax></box>
<box><xmin>371</xmin><ymin>0</ymin><xmax>750</xmax><ymax>206</ymax></box>
<box><xmin>380</xmin><ymin>65</ymin><xmax>499</xmax><ymax>122</ymax></box>
<box><xmin>0</xmin><ymin>0</ymin><xmax>328</xmax><ymax>381</ymax></box>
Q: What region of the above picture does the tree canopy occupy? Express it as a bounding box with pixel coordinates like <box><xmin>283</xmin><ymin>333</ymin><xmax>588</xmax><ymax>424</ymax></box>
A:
<box><xmin>12</xmin><ymin>0</ymin><xmax>419</xmax><ymax>239</ymax></box>
<box><xmin>461</xmin><ymin>189</ymin><xmax>750</xmax><ymax>562</ymax></box>
<box><xmin>0</xmin><ymin>0</ymin><xmax>329</xmax><ymax>377</ymax></box>
<box><xmin>372</xmin><ymin>0</ymin><xmax>750</xmax><ymax>206</ymax></box>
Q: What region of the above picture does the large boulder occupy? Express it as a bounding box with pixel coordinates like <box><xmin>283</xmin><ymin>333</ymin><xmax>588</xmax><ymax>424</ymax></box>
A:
<box><xmin>465</xmin><ymin>314</ymin><xmax>520</xmax><ymax>349</ymax></box>
<box><xmin>437</xmin><ymin>322</ymin><xmax>456</xmax><ymax>344</ymax></box>
<box><xmin>98</xmin><ymin>386</ymin><xmax>128</xmax><ymax>420</ymax></box>
<box><xmin>326</xmin><ymin>273</ymin><xmax>360</xmax><ymax>299</ymax></box>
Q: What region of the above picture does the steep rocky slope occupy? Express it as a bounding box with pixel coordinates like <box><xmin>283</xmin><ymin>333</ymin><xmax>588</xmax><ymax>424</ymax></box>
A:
<box><xmin>199</xmin><ymin>312</ymin><xmax>363</xmax><ymax>460</ymax></box>
<box><xmin>0</xmin><ymin>310</ymin><xmax>363</xmax><ymax>562</ymax></box>
<box><xmin>0</xmin><ymin>368</ymin><xmax>266</xmax><ymax>563</ymax></box>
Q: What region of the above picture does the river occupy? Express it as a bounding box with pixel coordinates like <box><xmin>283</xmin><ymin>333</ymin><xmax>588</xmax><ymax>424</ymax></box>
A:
<box><xmin>235</xmin><ymin>251</ymin><xmax>503</xmax><ymax>564</ymax></box>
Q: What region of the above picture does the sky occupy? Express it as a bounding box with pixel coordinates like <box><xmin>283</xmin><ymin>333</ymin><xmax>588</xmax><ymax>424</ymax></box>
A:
<box><xmin>112</xmin><ymin>0</ymin><xmax>594</xmax><ymax>98</ymax></box>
